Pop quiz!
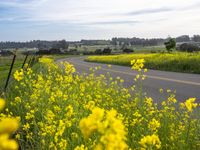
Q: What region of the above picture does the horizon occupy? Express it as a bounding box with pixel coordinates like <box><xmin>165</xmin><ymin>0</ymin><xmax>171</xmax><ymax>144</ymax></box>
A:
<box><xmin>0</xmin><ymin>35</ymin><xmax>199</xmax><ymax>43</ymax></box>
<box><xmin>0</xmin><ymin>0</ymin><xmax>200</xmax><ymax>41</ymax></box>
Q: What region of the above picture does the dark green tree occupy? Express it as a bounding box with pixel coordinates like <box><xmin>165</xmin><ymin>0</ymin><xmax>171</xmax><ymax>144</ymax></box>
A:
<box><xmin>164</xmin><ymin>38</ymin><xmax>176</xmax><ymax>52</ymax></box>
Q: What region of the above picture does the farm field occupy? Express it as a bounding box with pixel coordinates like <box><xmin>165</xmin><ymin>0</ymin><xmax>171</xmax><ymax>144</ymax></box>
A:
<box><xmin>76</xmin><ymin>45</ymin><xmax>165</xmax><ymax>54</ymax></box>
<box><xmin>86</xmin><ymin>52</ymin><xmax>200</xmax><ymax>74</ymax></box>
<box><xmin>1</xmin><ymin>57</ymin><xmax>199</xmax><ymax>149</ymax></box>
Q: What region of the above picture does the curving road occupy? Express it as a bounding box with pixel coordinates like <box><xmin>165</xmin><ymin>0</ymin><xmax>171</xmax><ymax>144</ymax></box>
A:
<box><xmin>59</xmin><ymin>56</ymin><xmax>200</xmax><ymax>102</ymax></box>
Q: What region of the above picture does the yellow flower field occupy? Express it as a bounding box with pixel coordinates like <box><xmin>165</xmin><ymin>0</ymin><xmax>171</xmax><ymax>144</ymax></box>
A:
<box><xmin>86</xmin><ymin>52</ymin><xmax>200</xmax><ymax>73</ymax></box>
<box><xmin>2</xmin><ymin>57</ymin><xmax>200</xmax><ymax>149</ymax></box>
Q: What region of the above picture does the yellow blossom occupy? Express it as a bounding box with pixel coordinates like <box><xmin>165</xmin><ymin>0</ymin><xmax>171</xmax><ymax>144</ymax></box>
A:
<box><xmin>131</xmin><ymin>59</ymin><xmax>145</xmax><ymax>71</ymax></box>
<box><xmin>0</xmin><ymin>134</ymin><xmax>18</xmax><ymax>150</ymax></box>
<box><xmin>185</xmin><ymin>98</ymin><xmax>198</xmax><ymax>112</ymax></box>
<box><xmin>148</xmin><ymin>118</ymin><xmax>160</xmax><ymax>132</ymax></box>
<box><xmin>0</xmin><ymin>98</ymin><xmax>5</xmax><ymax>110</ymax></box>
<box><xmin>75</xmin><ymin>144</ymin><xmax>88</xmax><ymax>150</ymax></box>
<box><xmin>139</xmin><ymin>134</ymin><xmax>161</xmax><ymax>149</ymax></box>
<box><xmin>13</xmin><ymin>69</ymin><xmax>24</xmax><ymax>81</ymax></box>
<box><xmin>0</xmin><ymin>118</ymin><xmax>19</xmax><ymax>134</ymax></box>
<box><xmin>39</xmin><ymin>57</ymin><xmax>53</xmax><ymax>64</ymax></box>
<box><xmin>79</xmin><ymin>107</ymin><xmax>127</xmax><ymax>150</ymax></box>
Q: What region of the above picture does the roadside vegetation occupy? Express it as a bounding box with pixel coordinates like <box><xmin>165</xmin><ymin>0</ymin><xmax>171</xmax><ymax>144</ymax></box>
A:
<box><xmin>86</xmin><ymin>52</ymin><xmax>200</xmax><ymax>74</ymax></box>
<box><xmin>1</xmin><ymin>57</ymin><xmax>199</xmax><ymax>149</ymax></box>
<box><xmin>0</xmin><ymin>55</ymin><xmax>28</xmax><ymax>93</ymax></box>
<box><xmin>0</xmin><ymin>53</ymin><xmax>75</xmax><ymax>94</ymax></box>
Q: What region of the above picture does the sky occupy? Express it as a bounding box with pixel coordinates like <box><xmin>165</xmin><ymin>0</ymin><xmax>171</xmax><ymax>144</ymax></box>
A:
<box><xmin>0</xmin><ymin>0</ymin><xmax>200</xmax><ymax>41</ymax></box>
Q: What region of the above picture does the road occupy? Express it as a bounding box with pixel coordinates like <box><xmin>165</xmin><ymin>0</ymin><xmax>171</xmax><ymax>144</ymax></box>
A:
<box><xmin>59</xmin><ymin>57</ymin><xmax>200</xmax><ymax>102</ymax></box>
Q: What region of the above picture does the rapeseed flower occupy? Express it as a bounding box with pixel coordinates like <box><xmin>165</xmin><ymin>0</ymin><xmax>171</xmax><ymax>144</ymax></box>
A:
<box><xmin>0</xmin><ymin>99</ymin><xmax>19</xmax><ymax>150</ymax></box>
<box><xmin>75</xmin><ymin>144</ymin><xmax>88</xmax><ymax>150</ymax></box>
<box><xmin>80</xmin><ymin>107</ymin><xmax>128</xmax><ymax>150</ymax></box>
<box><xmin>0</xmin><ymin>118</ymin><xmax>19</xmax><ymax>134</ymax></box>
<box><xmin>131</xmin><ymin>59</ymin><xmax>145</xmax><ymax>71</ymax></box>
<box><xmin>0</xmin><ymin>98</ymin><xmax>5</xmax><ymax>110</ymax></box>
<box><xmin>6</xmin><ymin>57</ymin><xmax>200</xmax><ymax>149</ymax></box>
<box><xmin>139</xmin><ymin>134</ymin><xmax>161</xmax><ymax>149</ymax></box>
<box><xmin>184</xmin><ymin>98</ymin><xmax>198</xmax><ymax>112</ymax></box>
<box><xmin>0</xmin><ymin>134</ymin><xmax>18</xmax><ymax>150</ymax></box>
<box><xmin>39</xmin><ymin>57</ymin><xmax>53</xmax><ymax>64</ymax></box>
<box><xmin>13</xmin><ymin>69</ymin><xmax>24</xmax><ymax>81</ymax></box>
<box><xmin>148</xmin><ymin>118</ymin><xmax>160</xmax><ymax>132</ymax></box>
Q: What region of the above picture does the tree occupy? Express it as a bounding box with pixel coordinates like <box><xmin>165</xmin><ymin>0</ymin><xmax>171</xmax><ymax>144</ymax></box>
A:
<box><xmin>57</xmin><ymin>40</ymin><xmax>69</xmax><ymax>50</ymax></box>
<box><xmin>123</xmin><ymin>48</ymin><xmax>134</xmax><ymax>53</ymax></box>
<box><xmin>102</xmin><ymin>47</ymin><xmax>112</xmax><ymax>55</ymax></box>
<box><xmin>178</xmin><ymin>43</ymin><xmax>199</xmax><ymax>52</ymax></box>
<box><xmin>192</xmin><ymin>35</ymin><xmax>200</xmax><ymax>42</ymax></box>
<box><xmin>176</xmin><ymin>35</ymin><xmax>190</xmax><ymax>42</ymax></box>
<box><xmin>164</xmin><ymin>38</ymin><xmax>176</xmax><ymax>52</ymax></box>
<box><xmin>95</xmin><ymin>49</ymin><xmax>102</xmax><ymax>55</ymax></box>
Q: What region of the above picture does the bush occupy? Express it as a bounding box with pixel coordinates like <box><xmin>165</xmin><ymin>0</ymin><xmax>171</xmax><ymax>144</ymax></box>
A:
<box><xmin>164</xmin><ymin>38</ymin><xmax>176</xmax><ymax>52</ymax></box>
<box><xmin>123</xmin><ymin>48</ymin><xmax>134</xmax><ymax>53</ymax></box>
<box><xmin>36</xmin><ymin>49</ymin><xmax>51</xmax><ymax>55</ymax></box>
<box><xmin>0</xmin><ymin>50</ymin><xmax>13</xmax><ymax>56</ymax></box>
<box><xmin>49</xmin><ymin>48</ymin><xmax>62</xmax><ymax>54</ymax></box>
<box><xmin>178</xmin><ymin>43</ymin><xmax>200</xmax><ymax>52</ymax></box>
<box><xmin>102</xmin><ymin>47</ymin><xmax>112</xmax><ymax>55</ymax></box>
<box><xmin>150</xmin><ymin>50</ymin><xmax>157</xmax><ymax>53</ymax></box>
<box><xmin>94</xmin><ymin>49</ymin><xmax>102</xmax><ymax>55</ymax></box>
<box><xmin>82</xmin><ymin>51</ymin><xmax>95</xmax><ymax>55</ymax></box>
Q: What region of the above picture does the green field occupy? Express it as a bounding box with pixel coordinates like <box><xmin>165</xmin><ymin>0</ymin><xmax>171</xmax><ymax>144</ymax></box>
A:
<box><xmin>75</xmin><ymin>45</ymin><xmax>165</xmax><ymax>54</ymax></box>
<box><xmin>86</xmin><ymin>52</ymin><xmax>200</xmax><ymax>74</ymax></box>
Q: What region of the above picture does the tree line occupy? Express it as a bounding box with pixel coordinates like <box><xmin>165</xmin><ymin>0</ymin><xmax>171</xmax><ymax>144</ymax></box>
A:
<box><xmin>0</xmin><ymin>35</ymin><xmax>200</xmax><ymax>49</ymax></box>
<box><xmin>111</xmin><ymin>35</ymin><xmax>200</xmax><ymax>46</ymax></box>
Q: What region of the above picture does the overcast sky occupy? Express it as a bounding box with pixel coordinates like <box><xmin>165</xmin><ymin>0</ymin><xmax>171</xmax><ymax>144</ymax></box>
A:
<box><xmin>0</xmin><ymin>0</ymin><xmax>200</xmax><ymax>41</ymax></box>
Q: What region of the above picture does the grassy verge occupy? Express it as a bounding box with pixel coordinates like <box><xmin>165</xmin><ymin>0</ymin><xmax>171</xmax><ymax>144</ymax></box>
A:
<box><xmin>0</xmin><ymin>55</ymin><xmax>39</xmax><ymax>94</ymax></box>
<box><xmin>85</xmin><ymin>52</ymin><xmax>200</xmax><ymax>74</ymax></box>
<box><xmin>2</xmin><ymin>57</ymin><xmax>200</xmax><ymax>149</ymax></box>
<box><xmin>0</xmin><ymin>55</ymin><xmax>24</xmax><ymax>93</ymax></box>
<box><xmin>50</xmin><ymin>54</ymin><xmax>80</xmax><ymax>60</ymax></box>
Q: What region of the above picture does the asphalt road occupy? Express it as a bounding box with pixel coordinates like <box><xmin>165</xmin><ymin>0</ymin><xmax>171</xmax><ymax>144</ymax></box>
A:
<box><xmin>59</xmin><ymin>57</ymin><xmax>200</xmax><ymax>102</ymax></box>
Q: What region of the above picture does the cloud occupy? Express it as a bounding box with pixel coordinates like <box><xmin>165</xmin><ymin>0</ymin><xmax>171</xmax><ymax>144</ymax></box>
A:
<box><xmin>126</xmin><ymin>7</ymin><xmax>173</xmax><ymax>16</ymax></box>
<box><xmin>85</xmin><ymin>20</ymin><xmax>140</xmax><ymax>25</ymax></box>
<box><xmin>180</xmin><ymin>1</ymin><xmax>200</xmax><ymax>11</ymax></box>
<box><xmin>0</xmin><ymin>0</ymin><xmax>200</xmax><ymax>41</ymax></box>
<box><xmin>0</xmin><ymin>0</ymin><xmax>48</xmax><ymax>10</ymax></box>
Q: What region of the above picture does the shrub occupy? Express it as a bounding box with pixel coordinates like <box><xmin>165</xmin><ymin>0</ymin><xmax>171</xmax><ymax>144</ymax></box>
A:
<box><xmin>123</xmin><ymin>48</ymin><xmax>134</xmax><ymax>53</ymax></box>
<box><xmin>164</xmin><ymin>38</ymin><xmax>176</xmax><ymax>52</ymax></box>
<box><xmin>102</xmin><ymin>47</ymin><xmax>112</xmax><ymax>55</ymax></box>
<box><xmin>178</xmin><ymin>43</ymin><xmax>200</xmax><ymax>52</ymax></box>
<box><xmin>94</xmin><ymin>49</ymin><xmax>102</xmax><ymax>55</ymax></box>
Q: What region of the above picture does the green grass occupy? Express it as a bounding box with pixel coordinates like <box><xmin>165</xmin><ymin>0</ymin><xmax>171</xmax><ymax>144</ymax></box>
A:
<box><xmin>0</xmin><ymin>54</ymin><xmax>76</xmax><ymax>94</ymax></box>
<box><xmin>85</xmin><ymin>52</ymin><xmax>200</xmax><ymax>74</ymax></box>
<box><xmin>0</xmin><ymin>55</ymin><xmax>34</xmax><ymax>93</ymax></box>
<box><xmin>50</xmin><ymin>54</ymin><xmax>80</xmax><ymax>60</ymax></box>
